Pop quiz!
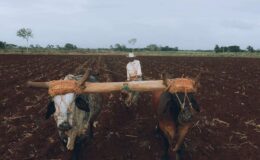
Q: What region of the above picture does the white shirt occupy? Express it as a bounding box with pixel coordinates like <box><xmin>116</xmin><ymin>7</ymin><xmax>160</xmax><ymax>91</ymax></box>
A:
<box><xmin>126</xmin><ymin>60</ymin><xmax>142</xmax><ymax>81</ymax></box>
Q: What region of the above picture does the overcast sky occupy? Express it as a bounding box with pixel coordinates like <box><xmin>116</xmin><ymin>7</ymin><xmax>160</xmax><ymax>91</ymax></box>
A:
<box><xmin>0</xmin><ymin>0</ymin><xmax>260</xmax><ymax>49</ymax></box>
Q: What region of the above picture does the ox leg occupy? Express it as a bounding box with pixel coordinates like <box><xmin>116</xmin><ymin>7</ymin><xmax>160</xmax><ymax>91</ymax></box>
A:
<box><xmin>153</xmin><ymin>122</ymin><xmax>170</xmax><ymax>159</ymax></box>
<box><xmin>173</xmin><ymin>123</ymin><xmax>191</xmax><ymax>152</ymax></box>
<box><xmin>71</xmin><ymin>138</ymin><xmax>83</xmax><ymax>160</ymax></box>
<box><xmin>158</xmin><ymin>120</ymin><xmax>176</xmax><ymax>160</ymax></box>
<box><xmin>161</xmin><ymin>134</ymin><xmax>170</xmax><ymax>160</ymax></box>
<box><xmin>157</xmin><ymin>122</ymin><xmax>175</xmax><ymax>160</ymax></box>
<box><xmin>88</xmin><ymin>122</ymin><xmax>94</xmax><ymax>139</ymax></box>
<box><xmin>154</xmin><ymin>122</ymin><xmax>161</xmax><ymax>138</ymax></box>
<box><xmin>176</xmin><ymin>144</ymin><xmax>185</xmax><ymax>160</ymax></box>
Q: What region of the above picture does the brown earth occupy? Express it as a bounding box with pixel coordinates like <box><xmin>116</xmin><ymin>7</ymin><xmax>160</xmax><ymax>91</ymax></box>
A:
<box><xmin>0</xmin><ymin>54</ymin><xmax>259</xmax><ymax>160</ymax></box>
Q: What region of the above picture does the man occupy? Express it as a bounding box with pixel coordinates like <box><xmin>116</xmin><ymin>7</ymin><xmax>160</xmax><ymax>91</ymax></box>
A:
<box><xmin>124</xmin><ymin>52</ymin><xmax>142</xmax><ymax>106</ymax></box>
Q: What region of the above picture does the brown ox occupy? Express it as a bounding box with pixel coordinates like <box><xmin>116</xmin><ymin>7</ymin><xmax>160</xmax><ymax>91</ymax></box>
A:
<box><xmin>152</xmin><ymin>90</ymin><xmax>200</xmax><ymax>160</ymax></box>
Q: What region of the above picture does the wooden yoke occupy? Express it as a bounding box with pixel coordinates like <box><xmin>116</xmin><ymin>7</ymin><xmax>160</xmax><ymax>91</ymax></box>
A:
<box><xmin>27</xmin><ymin>78</ymin><xmax>197</xmax><ymax>96</ymax></box>
<box><xmin>27</xmin><ymin>81</ymin><xmax>50</xmax><ymax>88</ymax></box>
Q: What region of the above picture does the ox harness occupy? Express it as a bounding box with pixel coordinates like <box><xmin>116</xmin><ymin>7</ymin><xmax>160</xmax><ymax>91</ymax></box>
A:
<box><xmin>47</xmin><ymin>75</ymin><xmax>98</xmax><ymax>118</ymax></box>
<box><xmin>174</xmin><ymin>92</ymin><xmax>194</xmax><ymax>124</ymax></box>
<box><xmin>162</xmin><ymin>76</ymin><xmax>199</xmax><ymax>124</ymax></box>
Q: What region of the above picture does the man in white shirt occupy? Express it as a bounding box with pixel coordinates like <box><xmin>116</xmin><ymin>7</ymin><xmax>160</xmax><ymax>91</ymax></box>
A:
<box><xmin>124</xmin><ymin>52</ymin><xmax>142</xmax><ymax>106</ymax></box>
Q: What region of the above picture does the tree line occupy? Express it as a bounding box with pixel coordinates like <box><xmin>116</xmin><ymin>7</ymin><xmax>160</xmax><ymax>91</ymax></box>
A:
<box><xmin>0</xmin><ymin>41</ymin><xmax>77</xmax><ymax>50</ymax></box>
<box><xmin>110</xmin><ymin>43</ymin><xmax>178</xmax><ymax>52</ymax></box>
<box><xmin>214</xmin><ymin>45</ymin><xmax>256</xmax><ymax>53</ymax></box>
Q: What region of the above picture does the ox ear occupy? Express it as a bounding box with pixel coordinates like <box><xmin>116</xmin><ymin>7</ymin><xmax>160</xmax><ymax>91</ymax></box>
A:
<box><xmin>75</xmin><ymin>95</ymin><xmax>90</xmax><ymax>112</ymax></box>
<box><xmin>45</xmin><ymin>101</ymin><xmax>55</xmax><ymax>119</ymax></box>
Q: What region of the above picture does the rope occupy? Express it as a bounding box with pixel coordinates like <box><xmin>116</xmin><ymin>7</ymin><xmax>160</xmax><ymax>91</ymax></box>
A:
<box><xmin>174</xmin><ymin>91</ymin><xmax>193</xmax><ymax>111</ymax></box>
<box><xmin>121</xmin><ymin>83</ymin><xmax>131</xmax><ymax>92</ymax></box>
<box><xmin>174</xmin><ymin>92</ymin><xmax>185</xmax><ymax>110</ymax></box>
<box><xmin>48</xmin><ymin>80</ymin><xmax>82</xmax><ymax>96</ymax></box>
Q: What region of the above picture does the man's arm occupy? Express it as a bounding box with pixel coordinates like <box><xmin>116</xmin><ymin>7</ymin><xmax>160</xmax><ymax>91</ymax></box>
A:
<box><xmin>136</xmin><ymin>60</ymin><xmax>142</xmax><ymax>77</ymax></box>
<box><xmin>126</xmin><ymin>64</ymin><xmax>130</xmax><ymax>81</ymax></box>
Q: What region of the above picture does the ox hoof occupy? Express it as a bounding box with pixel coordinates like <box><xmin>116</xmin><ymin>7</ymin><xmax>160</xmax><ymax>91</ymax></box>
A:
<box><xmin>175</xmin><ymin>145</ymin><xmax>185</xmax><ymax>160</ymax></box>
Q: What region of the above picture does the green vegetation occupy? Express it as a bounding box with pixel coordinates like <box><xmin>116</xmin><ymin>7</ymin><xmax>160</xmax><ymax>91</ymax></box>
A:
<box><xmin>136</xmin><ymin>51</ymin><xmax>260</xmax><ymax>58</ymax></box>
<box><xmin>214</xmin><ymin>45</ymin><xmax>241</xmax><ymax>53</ymax></box>
<box><xmin>247</xmin><ymin>46</ymin><xmax>254</xmax><ymax>52</ymax></box>
<box><xmin>64</xmin><ymin>43</ymin><xmax>77</xmax><ymax>50</ymax></box>
<box><xmin>214</xmin><ymin>44</ymin><xmax>257</xmax><ymax>54</ymax></box>
<box><xmin>0</xmin><ymin>44</ymin><xmax>259</xmax><ymax>58</ymax></box>
<box><xmin>1</xmin><ymin>28</ymin><xmax>259</xmax><ymax>57</ymax></box>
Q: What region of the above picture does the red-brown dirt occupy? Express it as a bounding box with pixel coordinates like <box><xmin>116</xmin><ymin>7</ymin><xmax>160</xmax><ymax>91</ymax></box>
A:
<box><xmin>0</xmin><ymin>54</ymin><xmax>259</xmax><ymax>160</ymax></box>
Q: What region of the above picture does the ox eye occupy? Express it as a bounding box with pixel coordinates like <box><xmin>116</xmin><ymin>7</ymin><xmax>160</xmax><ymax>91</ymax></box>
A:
<box><xmin>75</xmin><ymin>95</ymin><xmax>90</xmax><ymax>112</ymax></box>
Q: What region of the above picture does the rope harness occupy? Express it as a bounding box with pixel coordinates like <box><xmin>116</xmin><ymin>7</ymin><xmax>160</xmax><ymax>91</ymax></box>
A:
<box><xmin>164</xmin><ymin>77</ymin><xmax>197</xmax><ymax>124</ymax></box>
<box><xmin>122</xmin><ymin>83</ymin><xmax>131</xmax><ymax>92</ymax></box>
<box><xmin>174</xmin><ymin>92</ymin><xmax>194</xmax><ymax>124</ymax></box>
<box><xmin>48</xmin><ymin>80</ymin><xmax>83</xmax><ymax>97</ymax></box>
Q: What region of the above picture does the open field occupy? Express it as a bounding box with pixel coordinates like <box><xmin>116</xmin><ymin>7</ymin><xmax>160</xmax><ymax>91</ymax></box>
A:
<box><xmin>0</xmin><ymin>50</ymin><xmax>260</xmax><ymax>58</ymax></box>
<box><xmin>0</xmin><ymin>54</ymin><xmax>259</xmax><ymax>160</ymax></box>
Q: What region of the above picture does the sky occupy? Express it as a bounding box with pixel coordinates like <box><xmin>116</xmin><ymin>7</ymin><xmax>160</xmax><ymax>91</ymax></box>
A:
<box><xmin>0</xmin><ymin>0</ymin><xmax>260</xmax><ymax>50</ymax></box>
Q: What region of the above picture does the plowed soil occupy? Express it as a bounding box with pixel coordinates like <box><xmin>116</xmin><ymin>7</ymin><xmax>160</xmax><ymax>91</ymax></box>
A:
<box><xmin>0</xmin><ymin>54</ymin><xmax>259</xmax><ymax>160</ymax></box>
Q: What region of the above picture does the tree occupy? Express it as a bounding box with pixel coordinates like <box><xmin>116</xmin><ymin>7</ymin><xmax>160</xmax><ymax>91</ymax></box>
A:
<box><xmin>220</xmin><ymin>46</ymin><xmax>228</xmax><ymax>52</ymax></box>
<box><xmin>16</xmin><ymin>28</ymin><xmax>33</xmax><ymax>53</ymax></box>
<box><xmin>113</xmin><ymin>43</ymin><xmax>127</xmax><ymax>51</ymax></box>
<box><xmin>128</xmin><ymin>38</ymin><xmax>137</xmax><ymax>52</ymax></box>
<box><xmin>64</xmin><ymin>43</ymin><xmax>77</xmax><ymax>50</ymax></box>
<box><xmin>161</xmin><ymin>46</ymin><xmax>170</xmax><ymax>51</ymax></box>
<box><xmin>214</xmin><ymin>45</ymin><xmax>220</xmax><ymax>53</ymax></box>
<box><xmin>160</xmin><ymin>46</ymin><xmax>178</xmax><ymax>51</ymax></box>
<box><xmin>228</xmin><ymin>45</ymin><xmax>240</xmax><ymax>52</ymax></box>
<box><xmin>46</xmin><ymin>44</ymin><xmax>54</xmax><ymax>49</ymax></box>
<box><xmin>114</xmin><ymin>43</ymin><xmax>121</xmax><ymax>51</ymax></box>
<box><xmin>146</xmin><ymin>44</ymin><xmax>159</xmax><ymax>51</ymax></box>
<box><xmin>173</xmin><ymin>47</ymin><xmax>178</xmax><ymax>51</ymax></box>
<box><xmin>35</xmin><ymin>44</ymin><xmax>42</xmax><ymax>48</ymax></box>
<box><xmin>6</xmin><ymin>44</ymin><xmax>17</xmax><ymax>49</ymax></box>
<box><xmin>56</xmin><ymin>45</ymin><xmax>61</xmax><ymax>49</ymax></box>
<box><xmin>247</xmin><ymin>45</ymin><xmax>254</xmax><ymax>52</ymax></box>
<box><xmin>0</xmin><ymin>41</ymin><xmax>6</xmax><ymax>49</ymax></box>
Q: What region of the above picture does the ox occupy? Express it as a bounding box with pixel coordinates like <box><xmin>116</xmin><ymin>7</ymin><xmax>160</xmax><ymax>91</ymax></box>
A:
<box><xmin>152</xmin><ymin>90</ymin><xmax>200</xmax><ymax>160</ymax></box>
<box><xmin>45</xmin><ymin>74</ymin><xmax>102</xmax><ymax>160</ymax></box>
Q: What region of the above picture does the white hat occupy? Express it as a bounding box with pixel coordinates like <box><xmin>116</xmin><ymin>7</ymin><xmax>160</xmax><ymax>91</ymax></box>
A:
<box><xmin>127</xmin><ymin>52</ymin><xmax>135</xmax><ymax>58</ymax></box>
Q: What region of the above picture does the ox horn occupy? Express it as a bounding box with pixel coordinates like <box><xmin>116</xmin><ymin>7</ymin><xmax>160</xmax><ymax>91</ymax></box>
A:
<box><xmin>77</xmin><ymin>69</ymin><xmax>90</xmax><ymax>88</ymax></box>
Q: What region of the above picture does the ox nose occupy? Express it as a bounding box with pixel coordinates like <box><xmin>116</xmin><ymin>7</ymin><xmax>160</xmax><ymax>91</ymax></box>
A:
<box><xmin>58</xmin><ymin>122</ymin><xmax>72</xmax><ymax>131</ymax></box>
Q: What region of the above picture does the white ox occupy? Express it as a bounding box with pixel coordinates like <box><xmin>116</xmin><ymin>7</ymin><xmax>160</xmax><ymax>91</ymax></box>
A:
<box><xmin>45</xmin><ymin>74</ymin><xmax>102</xmax><ymax>160</ymax></box>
